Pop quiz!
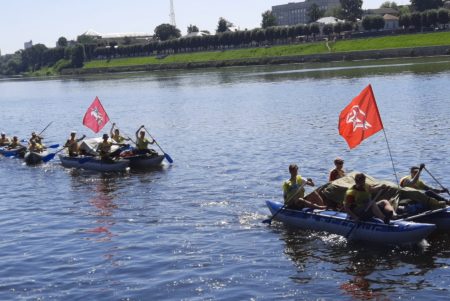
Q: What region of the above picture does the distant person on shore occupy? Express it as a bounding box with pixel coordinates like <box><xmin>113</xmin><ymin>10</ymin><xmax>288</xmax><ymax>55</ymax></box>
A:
<box><xmin>0</xmin><ymin>132</ymin><xmax>11</xmax><ymax>146</ymax></box>
<box><xmin>110</xmin><ymin>123</ymin><xmax>129</xmax><ymax>144</ymax></box>
<box><xmin>282</xmin><ymin>164</ymin><xmax>326</xmax><ymax>210</ymax></box>
<box><xmin>343</xmin><ymin>173</ymin><xmax>395</xmax><ymax>224</ymax></box>
<box><xmin>135</xmin><ymin>125</ymin><xmax>155</xmax><ymax>155</ymax></box>
<box><xmin>64</xmin><ymin>131</ymin><xmax>85</xmax><ymax>157</ymax></box>
<box><xmin>329</xmin><ymin>157</ymin><xmax>345</xmax><ymax>182</ymax></box>
<box><xmin>400</xmin><ymin>164</ymin><xmax>449</xmax><ymax>203</ymax></box>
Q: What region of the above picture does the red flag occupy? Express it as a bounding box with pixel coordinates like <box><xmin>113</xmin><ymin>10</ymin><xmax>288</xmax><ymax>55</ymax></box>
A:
<box><xmin>339</xmin><ymin>85</ymin><xmax>383</xmax><ymax>149</ymax></box>
<box><xmin>83</xmin><ymin>96</ymin><xmax>110</xmax><ymax>133</ymax></box>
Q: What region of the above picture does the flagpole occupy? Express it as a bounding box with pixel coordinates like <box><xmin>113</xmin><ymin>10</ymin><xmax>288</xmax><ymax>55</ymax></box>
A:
<box><xmin>382</xmin><ymin>129</ymin><xmax>399</xmax><ymax>186</ymax></box>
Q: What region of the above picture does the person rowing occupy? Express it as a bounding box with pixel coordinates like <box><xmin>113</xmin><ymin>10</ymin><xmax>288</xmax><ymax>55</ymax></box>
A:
<box><xmin>343</xmin><ymin>173</ymin><xmax>395</xmax><ymax>224</ymax></box>
<box><xmin>8</xmin><ymin>136</ymin><xmax>24</xmax><ymax>149</ymax></box>
<box><xmin>29</xmin><ymin>131</ymin><xmax>46</xmax><ymax>149</ymax></box>
<box><xmin>400</xmin><ymin>164</ymin><xmax>449</xmax><ymax>203</ymax></box>
<box><xmin>96</xmin><ymin>133</ymin><xmax>127</xmax><ymax>162</ymax></box>
<box><xmin>64</xmin><ymin>131</ymin><xmax>86</xmax><ymax>157</ymax></box>
<box><xmin>135</xmin><ymin>125</ymin><xmax>155</xmax><ymax>155</ymax></box>
<box><xmin>110</xmin><ymin>123</ymin><xmax>130</xmax><ymax>144</ymax></box>
<box><xmin>282</xmin><ymin>164</ymin><xmax>326</xmax><ymax>210</ymax></box>
<box><xmin>0</xmin><ymin>132</ymin><xmax>11</xmax><ymax>146</ymax></box>
<box><xmin>28</xmin><ymin>140</ymin><xmax>44</xmax><ymax>153</ymax></box>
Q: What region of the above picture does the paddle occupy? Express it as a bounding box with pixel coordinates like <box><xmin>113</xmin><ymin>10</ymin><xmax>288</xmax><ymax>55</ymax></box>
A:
<box><xmin>38</xmin><ymin>121</ymin><xmax>53</xmax><ymax>136</ymax></box>
<box><xmin>424</xmin><ymin>167</ymin><xmax>450</xmax><ymax>197</ymax></box>
<box><xmin>143</xmin><ymin>127</ymin><xmax>173</xmax><ymax>163</ymax></box>
<box><xmin>262</xmin><ymin>181</ymin><xmax>307</xmax><ymax>225</ymax></box>
<box><xmin>345</xmin><ymin>188</ymin><xmax>385</xmax><ymax>239</ymax></box>
<box><xmin>42</xmin><ymin>145</ymin><xmax>67</xmax><ymax>163</ymax></box>
<box><xmin>402</xmin><ymin>206</ymin><xmax>448</xmax><ymax>221</ymax></box>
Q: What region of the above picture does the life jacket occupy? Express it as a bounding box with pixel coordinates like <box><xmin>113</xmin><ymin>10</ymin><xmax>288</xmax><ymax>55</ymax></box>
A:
<box><xmin>400</xmin><ymin>175</ymin><xmax>426</xmax><ymax>190</ymax></box>
<box><xmin>136</xmin><ymin>137</ymin><xmax>150</xmax><ymax>150</ymax></box>
<box><xmin>344</xmin><ymin>184</ymin><xmax>371</xmax><ymax>211</ymax></box>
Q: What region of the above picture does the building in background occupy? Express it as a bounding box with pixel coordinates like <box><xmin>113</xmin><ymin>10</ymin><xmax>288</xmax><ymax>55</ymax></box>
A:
<box><xmin>24</xmin><ymin>40</ymin><xmax>33</xmax><ymax>49</ymax></box>
<box><xmin>272</xmin><ymin>0</ymin><xmax>340</xmax><ymax>26</ymax></box>
<box><xmin>79</xmin><ymin>29</ymin><xmax>153</xmax><ymax>45</ymax></box>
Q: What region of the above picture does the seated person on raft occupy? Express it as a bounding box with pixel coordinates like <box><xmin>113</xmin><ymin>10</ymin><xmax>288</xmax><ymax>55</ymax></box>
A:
<box><xmin>96</xmin><ymin>134</ymin><xmax>126</xmax><ymax>161</ymax></box>
<box><xmin>343</xmin><ymin>173</ymin><xmax>395</xmax><ymax>224</ymax></box>
<box><xmin>28</xmin><ymin>140</ymin><xmax>44</xmax><ymax>153</ymax></box>
<box><xmin>329</xmin><ymin>157</ymin><xmax>345</xmax><ymax>182</ymax></box>
<box><xmin>64</xmin><ymin>131</ymin><xmax>86</xmax><ymax>157</ymax></box>
<box><xmin>282</xmin><ymin>164</ymin><xmax>326</xmax><ymax>210</ymax></box>
<box><xmin>29</xmin><ymin>132</ymin><xmax>45</xmax><ymax>149</ymax></box>
<box><xmin>0</xmin><ymin>132</ymin><xmax>11</xmax><ymax>146</ymax></box>
<box><xmin>8</xmin><ymin>136</ymin><xmax>24</xmax><ymax>149</ymax></box>
<box><xmin>400</xmin><ymin>164</ymin><xmax>449</xmax><ymax>204</ymax></box>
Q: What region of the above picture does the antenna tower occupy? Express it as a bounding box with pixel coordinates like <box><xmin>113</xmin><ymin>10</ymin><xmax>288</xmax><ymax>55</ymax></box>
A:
<box><xmin>170</xmin><ymin>0</ymin><xmax>176</xmax><ymax>27</ymax></box>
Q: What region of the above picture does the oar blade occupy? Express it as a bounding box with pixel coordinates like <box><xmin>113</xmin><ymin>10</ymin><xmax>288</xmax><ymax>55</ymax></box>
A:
<box><xmin>262</xmin><ymin>218</ymin><xmax>273</xmax><ymax>225</ymax></box>
<box><xmin>164</xmin><ymin>153</ymin><xmax>173</xmax><ymax>163</ymax></box>
<box><xmin>42</xmin><ymin>153</ymin><xmax>56</xmax><ymax>163</ymax></box>
<box><xmin>48</xmin><ymin>144</ymin><xmax>60</xmax><ymax>149</ymax></box>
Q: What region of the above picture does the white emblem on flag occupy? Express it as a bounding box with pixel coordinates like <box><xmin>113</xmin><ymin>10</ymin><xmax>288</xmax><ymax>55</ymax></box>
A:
<box><xmin>346</xmin><ymin>105</ymin><xmax>371</xmax><ymax>131</ymax></box>
<box><xmin>90</xmin><ymin>107</ymin><xmax>104</xmax><ymax>126</ymax></box>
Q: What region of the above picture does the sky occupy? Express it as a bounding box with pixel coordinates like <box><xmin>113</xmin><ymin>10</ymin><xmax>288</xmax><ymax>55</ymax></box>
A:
<box><xmin>0</xmin><ymin>0</ymin><xmax>410</xmax><ymax>55</ymax></box>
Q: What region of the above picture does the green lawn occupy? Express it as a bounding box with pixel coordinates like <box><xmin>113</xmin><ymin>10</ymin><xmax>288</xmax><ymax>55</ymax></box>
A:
<box><xmin>83</xmin><ymin>31</ymin><xmax>450</xmax><ymax>69</ymax></box>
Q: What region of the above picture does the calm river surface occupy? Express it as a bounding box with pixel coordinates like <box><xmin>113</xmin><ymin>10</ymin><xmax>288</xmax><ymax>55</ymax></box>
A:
<box><xmin>1</xmin><ymin>56</ymin><xmax>450</xmax><ymax>300</ymax></box>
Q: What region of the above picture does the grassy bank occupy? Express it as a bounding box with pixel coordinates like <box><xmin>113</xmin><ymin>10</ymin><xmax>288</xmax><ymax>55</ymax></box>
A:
<box><xmin>82</xmin><ymin>31</ymin><xmax>450</xmax><ymax>70</ymax></box>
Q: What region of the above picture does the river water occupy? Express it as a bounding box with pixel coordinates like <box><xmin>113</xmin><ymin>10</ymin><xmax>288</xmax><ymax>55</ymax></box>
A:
<box><xmin>0</xmin><ymin>56</ymin><xmax>449</xmax><ymax>300</ymax></box>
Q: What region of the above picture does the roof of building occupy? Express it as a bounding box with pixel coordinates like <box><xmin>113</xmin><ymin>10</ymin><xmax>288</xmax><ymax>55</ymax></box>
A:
<box><xmin>81</xmin><ymin>29</ymin><xmax>152</xmax><ymax>38</ymax></box>
<box><xmin>315</xmin><ymin>17</ymin><xmax>343</xmax><ymax>24</ymax></box>
<box><xmin>383</xmin><ymin>14</ymin><xmax>399</xmax><ymax>21</ymax></box>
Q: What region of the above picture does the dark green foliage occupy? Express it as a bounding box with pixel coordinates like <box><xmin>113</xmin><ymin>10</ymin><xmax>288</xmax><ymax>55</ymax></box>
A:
<box><xmin>261</xmin><ymin>10</ymin><xmax>277</xmax><ymax>28</ymax></box>
<box><xmin>438</xmin><ymin>9</ymin><xmax>450</xmax><ymax>24</ymax></box>
<box><xmin>71</xmin><ymin>44</ymin><xmax>85</xmax><ymax>68</ymax></box>
<box><xmin>340</xmin><ymin>0</ymin><xmax>363</xmax><ymax>22</ymax></box>
<box><xmin>57</xmin><ymin>37</ymin><xmax>68</xmax><ymax>47</ymax></box>
<box><xmin>154</xmin><ymin>23</ymin><xmax>181</xmax><ymax>41</ymax></box>
<box><xmin>322</xmin><ymin>24</ymin><xmax>334</xmax><ymax>36</ymax></box>
<box><xmin>307</xmin><ymin>3</ymin><xmax>325</xmax><ymax>23</ymax></box>
<box><xmin>410</xmin><ymin>0</ymin><xmax>443</xmax><ymax>12</ymax></box>
<box><xmin>217</xmin><ymin>18</ymin><xmax>233</xmax><ymax>33</ymax></box>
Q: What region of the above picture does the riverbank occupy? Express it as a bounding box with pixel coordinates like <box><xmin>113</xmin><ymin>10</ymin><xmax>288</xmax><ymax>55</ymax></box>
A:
<box><xmin>61</xmin><ymin>31</ymin><xmax>450</xmax><ymax>75</ymax></box>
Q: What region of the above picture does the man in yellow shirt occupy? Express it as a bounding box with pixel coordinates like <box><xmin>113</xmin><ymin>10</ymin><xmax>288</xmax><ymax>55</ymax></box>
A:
<box><xmin>282</xmin><ymin>164</ymin><xmax>326</xmax><ymax>210</ymax></box>
<box><xmin>400</xmin><ymin>164</ymin><xmax>448</xmax><ymax>203</ymax></box>
<box><xmin>135</xmin><ymin>125</ymin><xmax>155</xmax><ymax>155</ymax></box>
<box><xmin>343</xmin><ymin>173</ymin><xmax>394</xmax><ymax>224</ymax></box>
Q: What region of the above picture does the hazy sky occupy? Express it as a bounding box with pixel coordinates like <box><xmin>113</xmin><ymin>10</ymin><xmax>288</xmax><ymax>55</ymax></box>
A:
<box><xmin>0</xmin><ymin>0</ymin><xmax>410</xmax><ymax>55</ymax></box>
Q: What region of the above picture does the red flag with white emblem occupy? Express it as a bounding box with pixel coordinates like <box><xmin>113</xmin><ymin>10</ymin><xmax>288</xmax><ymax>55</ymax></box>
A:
<box><xmin>83</xmin><ymin>96</ymin><xmax>110</xmax><ymax>133</ymax></box>
<box><xmin>339</xmin><ymin>85</ymin><xmax>383</xmax><ymax>149</ymax></box>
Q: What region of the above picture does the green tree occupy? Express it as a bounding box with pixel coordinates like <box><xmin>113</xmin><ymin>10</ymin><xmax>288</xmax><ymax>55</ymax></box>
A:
<box><xmin>322</xmin><ymin>24</ymin><xmax>334</xmax><ymax>36</ymax></box>
<box><xmin>154</xmin><ymin>23</ymin><xmax>181</xmax><ymax>41</ymax></box>
<box><xmin>261</xmin><ymin>10</ymin><xmax>277</xmax><ymax>28</ymax></box>
<box><xmin>372</xmin><ymin>15</ymin><xmax>386</xmax><ymax>30</ymax></box>
<box><xmin>362</xmin><ymin>16</ymin><xmax>373</xmax><ymax>30</ymax></box>
<box><xmin>217</xmin><ymin>17</ymin><xmax>233</xmax><ymax>33</ymax></box>
<box><xmin>307</xmin><ymin>3</ymin><xmax>325</xmax><ymax>23</ymax></box>
<box><xmin>399</xmin><ymin>14</ymin><xmax>412</xmax><ymax>28</ymax></box>
<box><xmin>410</xmin><ymin>0</ymin><xmax>443</xmax><ymax>12</ymax></box>
<box><xmin>71</xmin><ymin>44</ymin><xmax>85</xmax><ymax>68</ymax></box>
<box><xmin>380</xmin><ymin>1</ymin><xmax>398</xmax><ymax>9</ymax></box>
<box><xmin>411</xmin><ymin>12</ymin><xmax>423</xmax><ymax>29</ymax></box>
<box><xmin>438</xmin><ymin>9</ymin><xmax>450</xmax><ymax>25</ymax></box>
<box><xmin>340</xmin><ymin>0</ymin><xmax>363</xmax><ymax>22</ymax></box>
<box><xmin>187</xmin><ymin>24</ymin><xmax>199</xmax><ymax>33</ymax></box>
<box><xmin>57</xmin><ymin>36</ymin><xmax>68</xmax><ymax>47</ymax></box>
